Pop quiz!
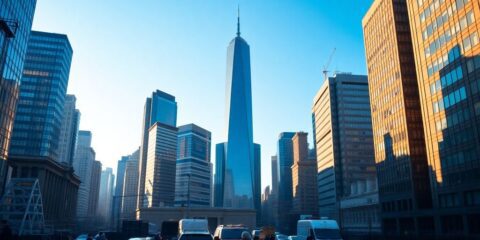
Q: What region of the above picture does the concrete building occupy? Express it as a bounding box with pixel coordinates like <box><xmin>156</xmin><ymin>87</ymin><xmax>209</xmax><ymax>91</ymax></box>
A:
<box><xmin>8</xmin><ymin>156</ymin><xmax>80</xmax><ymax>231</ymax></box>
<box><xmin>98</xmin><ymin>167</ymin><xmax>115</xmax><ymax>227</ymax></box>
<box><xmin>137</xmin><ymin>90</ymin><xmax>178</xmax><ymax>209</ymax></box>
<box><xmin>73</xmin><ymin>130</ymin><xmax>96</xmax><ymax>219</ymax></box>
<box><xmin>175</xmin><ymin>124</ymin><xmax>212</xmax><ymax>207</ymax></box>
<box><xmin>121</xmin><ymin>148</ymin><xmax>140</xmax><ymax>220</ymax></box>
<box><xmin>58</xmin><ymin>95</ymin><xmax>80</xmax><ymax>166</ymax></box>
<box><xmin>340</xmin><ymin>187</ymin><xmax>381</xmax><ymax>237</ymax></box>
<box><xmin>145</xmin><ymin>122</ymin><xmax>178</xmax><ymax>207</ymax></box>
<box><xmin>363</xmin><ymin>0</ymin><xmax>434</xmax><ymax>237</ymax></box>
<box><xmin>88</xmin><ymin>160</ymin><xmax>102</xmax><ymax>217</ymax></box>
<box><xmin>0</xmin><ymin>0</ymin><xmax>36</xmax><ymax>195</ymax></box>
<box><xmin>291</xmin><ymin>132</ymin><xmax>318</xmax><ymax>216</ymax></box>
<box><xmin>312</xmin><ymin>74</ymin><xmax>377</xmax><ymax>223</ymax></box>
<box><xmin>405</xmin><ymin>0</ymin><xmax>480</xmax><ymax>237</ymax></box>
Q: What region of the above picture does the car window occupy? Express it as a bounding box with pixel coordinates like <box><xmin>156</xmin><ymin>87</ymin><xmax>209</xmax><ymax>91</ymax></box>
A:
<box><xmin>221</xmin><ymin>229</ymin><xmax>248</xmax><ymax>239</ymax></box>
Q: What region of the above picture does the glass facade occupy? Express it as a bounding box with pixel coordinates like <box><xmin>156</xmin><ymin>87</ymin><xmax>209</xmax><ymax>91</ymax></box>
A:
<box><xmin>9</xmin><ymin>31</ymin><xmax>73</xmax><ymax>161</ymax></box>
<box><xmin>57</xmin><ymin>94</ymin><xmax>80</xmax><ymax>166</ymax></box>
<box><xmin>175</xmin><ymin>124</ymin><xmax>212</xmax><ymax>207</ymax></box>
<box><xmin>0</xmin><ymin>0</ymin><xmax>36</xmax><ymax>194</ymax></box>
<box><xmin>407</xmin><ymin>0</ymin><xmax>480</xmax><ymax>236</ymax></box>
<box><xmin>214</xmin><ymin>142</ymin><xmax>226</xmax><ymax>207</ymax></box>
<box><xmin>73</xmin><ymin>130</ymin><xmax>95</xmax><ymax>218</ymax></box>
<box><xmin>137</xmin><ymin>90</ymin><xmax>177</xmax><ymax>209</ymax></box>
<box><xmin>276</xmin><ymin>132</ymin><xmax>295</xmax><ymax>233</ymax></box>
<box><xmin>121</xmin><ymin>148</ymin><xmax>140</xmax><ymax>220</ymax></box>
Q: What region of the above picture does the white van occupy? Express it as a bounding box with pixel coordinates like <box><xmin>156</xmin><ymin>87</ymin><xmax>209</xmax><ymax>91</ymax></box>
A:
<box><xmin>178</xmin><ymin>219</ymin><xmax>212</xmax><ymax>240</ymax></box>
<box><xmin>297</xmin><ymin>219</ymin><xmax>342</xmax><ymax>240</ymax></box>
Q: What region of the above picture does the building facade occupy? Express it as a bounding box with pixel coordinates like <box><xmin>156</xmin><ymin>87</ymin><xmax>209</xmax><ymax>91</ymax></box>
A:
<box><xmin>9</xmin><ymin>31</ymin><xmax>73</xmax><ymax>162</ymax></box>
<box><xmin>276</xmin><ymin>132</ymin><xmax>295</xmax><ymax>233</ymax></box>
<box><xmin>145</xmin><ymin>122</ymin><xmax>178</xmax><ymax>207</ymax></box>
<box><xmin>406</xmin><ymin>0</ymin><xmax>480</xmax><ymax>237</ymax></box>
<box><xmin>58</xmin><ymin>94</ymin><xmax>80</xmax><ymax>166</ymax></box>
<box><xmin>291</xmin><ymin>132</ymin><xmax>318</xmax><ymax>216</ymax></box>
<box><xmin>312</xmin><ymin>74</ymin><xmax>377</xmax><ymax>222</ymax></box>
<box><xmin>175</xmin><ymin>124</ymin><xmax>212</xmax><ymax>207</ymax></box>
<box><xmin>137</xmin><ymin>90</ymin><xmax>178</xmax><ymax>209</ymax></box>
<box><xmin>73</xmin><ymin>130</ymin><xmax>96</xmax><ymax>219</ymax></box>
<box><xmin>363</xmin><ymin>1</ymin><xmax>434</xmax><ymax>237</ymax></box>
<box><xmin>98</xmin><ymin>167</ymin><xmax>115</xmax><ymax>227</ymax></box>
<box><xmin>121</xmin><ymin>148</ymin><xmax>140</xmax><ymax>220</ymax></box>
<box><xmin>88</xmin><ymin>160</ymin><xmax>102</xmax><ymax>218</ymax></box>
<box><xmin>214</xmin><ymin>142</ymin><xmax>226</xmax><ymax>208</ymax></box>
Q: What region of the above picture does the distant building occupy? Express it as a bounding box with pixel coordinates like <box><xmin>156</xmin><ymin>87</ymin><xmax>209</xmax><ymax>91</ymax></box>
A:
<box><xmin>312</xmin><ymin>74</ymin><xmax>377</xmax><ymax>223</ymax></box>
<box><xmin>145</xmin><ymin>122</ymin><xmax>178</xmax><ymax>207</ymax></box>
<box><xmin>175</xmin><ymin>124</ymin><xmax>212</xmax><ymax>207</ymax></box>
<box><xmin>137</xmin><ymin>90</ymin><xmax>178</xmax><ymax>209</ymax></box>
<box><xmin>213</xmin><ymin>142</ymin><xmax>227</xmax><ymax>208</ymax></box>
<box><xmin>121</xmin><ymin>148</ymin><xmax>140</xmax><ymax>220</ymax></box>
<box><xmin>73</xmin><ymin>130</ymin><xmax>96</xmax><ymax>219</ymax></box>
<box><xmin>276</xmin><ymin>132</ymin><xmax>295</xmax><ymax>234</ymax></box>
<box><xmin>58</xmin><ymin>95</ymin><xmax>80</xmax><ymax>166</ymax></box>
<box><xmin>88</xmin><ymin>160</ymin><xmax>102</xmax><ymax>217</ymax></box>
<box><xmin>9</xmin><ymin>31</ymin><xmax>73</xmax><ymax>162</ymax></box>
<box><xmin>98</xmin><ymin>167</ymin><xmax>114</xmax><ymax>226</ymax></box>
<box><xmin>291</xmin><ymin>132</ymin><xmax>318</xmax><ymax>216</ymax></box>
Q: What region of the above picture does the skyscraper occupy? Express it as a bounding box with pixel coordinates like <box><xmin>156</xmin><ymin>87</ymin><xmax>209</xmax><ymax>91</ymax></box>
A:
<box><xmin>406</xmin><ymin>0</ymin><xmax>480</xmax><ymax>236</ymax></box>
<box><xmin>112</xmin><ymin>155</ymin><xmax>128</xmax><ymax>228</ymax></box>
<box><xmin>73</xmin><ymin>130</ymin><xmax>96</xmax><ymax>219</ymax></box>
<box><xmin>363</xmin><ymin>2</ymin><xmax>433</xmax><ymax>236</ymax></box>
<box><xmin>58</xmin><ymin>94</ymin><xmax>80</xmax><ymax>166</ymax></box>
<box><xmin>9</xmin><ymin>31</ymin><xmax>73</xmax><ymax>162</ymax></box>
<box><xmin>145</xmin><ymin>122</ymin><xmax>178</xmax><ymax>207</ymax></box>
<box><xmin>291</xmin><ymin>132</ymin><xmax>318</xmax><ymax>216</ymax></box>
<box><xmin>312</xmin><ymin>73</ymin><xmax>377</xmax><ymax>221</ymax></box>
<box><xmin>214</xmin><ymin>142</ymin><xmax>227</xmax><ymax>208</ymax></box>
<box><xmin>98</xmin><ymin>167</ymin><xmax>115</xmax><ymax>227</ymax></box>
<box><xmin>121</xmin><ymin>148</ymin><xmax>140</xmax><ymax>220</ymax></box>
<box><xmin>221</xmin><ymin>13</ymin><xmax>258</xmax><ymax>210</ymax></box>
<box><xmin>0</xmin><ymin>0</ymin><xmax>36</xmax><ymax>195</ymax></box>
<box><xmin>276</xmin><ymin>132</ymin><xmax>295</xmax><ymax>233</ymax></box>
<box><xmin>137</xmin><ymin>90</ymin><xmax>178</xmax><ymax>209</ymax></box>
<box><xmin>175</xmin><ymin>124</ymin><xmax>212</xmax><ymax>207</ymax></box>
<box><xmin>88</xmin><ymin>160</ymin><xmax>102</xmax><ymax>217</ymax></box>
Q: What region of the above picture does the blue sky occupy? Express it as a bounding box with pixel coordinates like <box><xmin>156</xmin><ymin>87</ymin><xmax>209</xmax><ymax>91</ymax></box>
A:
<box><xmin>32</xmin><ymin>0</ymin><xmax>373</xmax><ymax>189</ymax></box>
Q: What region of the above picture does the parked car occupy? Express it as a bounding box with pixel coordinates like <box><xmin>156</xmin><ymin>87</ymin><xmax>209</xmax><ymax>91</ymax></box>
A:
<box><xmin>297</xmin><ymin>219</ymin><xmax>342</xmax><ymax>240</ymax></box>
<box><xmin>214</xmin><ymin>225</ymin><xmax>249</xmax><ymax>240</ymax></box>
<box><xmin>288</xmin><ymin>236</ymin><xmax>297</xmax><ymax>240</ymax></box>
<box><xmin>178</xmin><ymin>219</ymin><xmax>212</xmax><ymax>240</ymax></box>
<box><xmin>75</xmin><ymin>234</ymin><xmax>89</xmax><ymax>240</ymax></box>
<box><xmin>161</xmin><ymin>221</ymin><xmax>180</xmax><ymax>240</ymax></box>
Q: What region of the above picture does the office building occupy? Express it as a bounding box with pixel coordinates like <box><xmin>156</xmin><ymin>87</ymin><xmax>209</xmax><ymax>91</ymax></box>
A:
<box><xmin>145</xmin><ymin>122</ymin><xmax>178</xmax><ymax>207</ymax></box>
<box><xmin>312</xmin><ymin>74</ymin><xmax>377</xmax><ymax>222</ymax></box>
<box><xmin>58</xmin><ymin>95</ymin><xmax>80</xmax><ymax>165</ymax></box>
<box><xmin>0</xmin><ymin>0</ymin><xmax>36</xmax><ymax>195</ymax></box>
<box><xmin>121</xmin><ymin>148</ymin><xmax>140</xmax><ymax>220</ymax></box>
<box><xmin>175</xmin><ymin>124</ymin><xmax>212</xmax><ymax>207</ymax></box>
<box><xmin>73</xmin><ymin>130</ymin><xmax>96</xmax><ymax>219</ymax></box>
<box><xmin>214</xmin><ymin>142</ymin><xmax>227</xmax><ymax>208</ymax></box>
<box><xmin>276</xmin><ymin>132</ymin><xmax>295</xmax><ymax>233</ymax></box>
<box><xmin>406</xmin><ymin>0</ymin><xmax>480</xmax><ymax>237</ymax></box>
<box><xmin>291</xmin><ymin>132</ymin><xmax>318</xmax><ymax>216</ymax></box>
<box><xmin>9</xmin><ymin>31</ymin><xmax>73</xmax><ymax>162</ymax></box>
<box><xmin>88</xmin><ymin>160</ymin><xmax>102</xmax><ymax>217</ymax></box>
<box><xmin>363</xmin><ymin>1</ymin><xmax>433</xmax><ymax>237</ymax></box>
<box><xmin>137</xmin><ymin>90</ymin><xmax>178</xmax><ymax>209</ymax></box>
<box><xmin>98</xmin><ymin>167</ymin><xmax>115</xmax><ymax>226</ymax></box>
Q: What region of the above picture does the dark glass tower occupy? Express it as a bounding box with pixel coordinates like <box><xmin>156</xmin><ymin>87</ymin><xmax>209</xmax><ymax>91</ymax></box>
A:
<box><xmin>9</xmin><ymin>31</ymin><xmax>73</xmax><ymax>161</ymax></box>
<box><xmin>0</xmin><ymin>0</ymin><xmax>36</xmax><ymax>195</ymax></box>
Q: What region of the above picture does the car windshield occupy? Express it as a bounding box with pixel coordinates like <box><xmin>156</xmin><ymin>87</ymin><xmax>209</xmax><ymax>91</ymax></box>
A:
<box><xmin>179</xmin><ymin>234</ymin><xmax>212</xmax><ymax>240</ymax></box>
<box><xmin>221</xmin><ymin>229</ymin><xmax>248</xmax><ymax>239</ymax></box>
<box><xmin>313</xmin><ymin>229</ymin><xmax>341</xmax><ymax>239</ymax></box>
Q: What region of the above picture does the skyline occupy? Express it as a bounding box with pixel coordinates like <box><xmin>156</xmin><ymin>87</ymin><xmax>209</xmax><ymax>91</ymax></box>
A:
<box><xmin>31</xmin><ymin>0</ymin><xmax>373</xmax><ymax>189</ymax></box>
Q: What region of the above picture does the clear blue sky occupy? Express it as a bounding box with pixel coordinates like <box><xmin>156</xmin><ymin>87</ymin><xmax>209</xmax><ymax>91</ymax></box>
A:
<box><xmin>32</xmin><ymin>0</ymin><xmax>373</xmax><ymax>189</ymax></box>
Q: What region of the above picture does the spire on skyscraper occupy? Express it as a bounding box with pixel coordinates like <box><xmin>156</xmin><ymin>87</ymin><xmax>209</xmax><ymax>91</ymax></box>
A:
<box><xmin>237</xmin><ymin>6</ymin><xmax>241</xmax><ymax>37</ymax></box>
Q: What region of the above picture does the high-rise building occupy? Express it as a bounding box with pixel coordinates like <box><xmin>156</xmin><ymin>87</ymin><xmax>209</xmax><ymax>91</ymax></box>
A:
<box><xmin>175</xmin><ymin>124</ymin><xmax>212</xmax><ymax>207</ymax></box>
<box><xmin>121</xmin><ymin>148</ymin><xmax>140</xmax><ymax>220</ymax></box>
<box><xmin>137</xmin><ymin>90</ymin><xmax>178</xmax><ymax>209</ymax></box>
<box><xmin>0</xmin><ymin>0</ymin><xmax>36</xmax><ymax>195</ymax></box>
<box><xmin>9</xmin><ymin>31</ymin><xmax>73</xmax><ymax>162</ymax></box>
<box><xmin>112</xmin><ymin>155</ymin><xmax>128</xmax><ymax>229</ymax></box>
<box><xmin>276</xmin><ymin>132</ymin><xmax>295</xmax><ymax>233</ymax></box>
<box><xmin>98</xmin><ymin>167</ymin><xmax>115</xmax><ymax>226</ymax></box>
<box><xmin>88</xmin><ymin>160</ymin><xmax>102</xmax><ymax>218</ymax></box>
<box><xmin>405</xmin><ymin>0</ymin><xmax>480</xmax><ymax>237</ymax></box>
<box><xmin>291</xmin><ymin>132</ymin><xmax>318</xmax><ymax>216</ymax></box>
<box><xmin>269</xmin><ymin>155</ymin><xmax>279</xmax><ymax>227</ymax></box>
<box><xmin>214</xmin><ymin>142</ymin><xmax>227</xmax><ymax>208</ymax></box>
<box><xmin>58</xmin><ymin>94</ymin><xmax>80</xmax><ymax>166</ymax></box>
<box><xmin>271</xmin><ymin>156</ymin><xmax>279</xmax><ymax>196</ymax></box>
<box><xmin>312</xmin><ymin>73</ymin><xmax>377</xmax><ymax>221</ymax></box>
<box><xmin>73</xmin><ymin>130</ymin><xmax>96</xmax><ymax>219</ymax></box>
<box><xmin>363</xmin><ymin>2</ymin><xmax>433</xmax><ymax>236</ymax></box>
<box><xmin>145</xmin><ymin>122</ymin><xmax>178</xmax><ymax>207</ymax></box>
<box><xmin>220</xmin><ymin>13</ymin><xmax>258</xmax><ymax>210</ymax></box>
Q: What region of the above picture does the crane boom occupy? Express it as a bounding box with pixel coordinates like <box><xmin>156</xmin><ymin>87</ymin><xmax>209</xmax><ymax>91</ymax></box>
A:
<box><xmin>323</xmin><ymin>48</ymin><xmax>336</xmax><ymax>80</ymax></box>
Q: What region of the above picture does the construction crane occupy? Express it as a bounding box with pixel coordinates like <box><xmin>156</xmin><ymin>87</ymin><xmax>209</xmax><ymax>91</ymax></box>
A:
<box><xmin>323</xmin><ymin>48</ymin><xmax>336</xmax><ymax>80</ymax></box>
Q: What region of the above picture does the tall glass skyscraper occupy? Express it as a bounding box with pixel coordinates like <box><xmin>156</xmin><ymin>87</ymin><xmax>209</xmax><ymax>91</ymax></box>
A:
<box><xmin>58</xmin><ymin>94</ymin><xmax>80</xmax><ymax>166</ymax></box>
<box><xmin>137</xmin><ymin>90</ymin><xmax>178</xmax><ymax>209</ymax></box>
<box><xmin>276</xmin><ymin>132</ymin><xmax>295</xmax><ymax>233</ymax></box>
<box><xmin>9</xmin><ymin>31</ymin><xmax>73</xmax><ymax>161</ymax></box>
<box><xmin>175</xmin><ymin>124</ymin><xmax>212</xmax><ymax>207</ymax></box>
<box><xmin>0</xmin><ymin>0</ymin><xmax>36</xmax><ymax>195</ymax></box>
